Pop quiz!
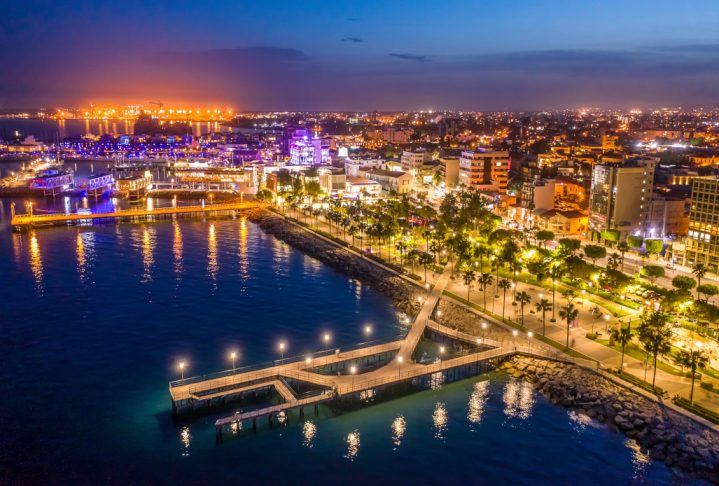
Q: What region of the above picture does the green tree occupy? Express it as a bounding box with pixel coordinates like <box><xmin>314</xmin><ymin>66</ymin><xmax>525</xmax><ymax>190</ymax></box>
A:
<box><xmin>644</xmin><ymin>238</ymin><xmax>664</xmax><ymax>258</ymax></box>
<box><xmin>671</xmin><ymin>275</ymin><xmax>697</xmax><ymax>293</ymax></box>
<box><xmin>477</xmin><ymin>272</ymin><xmax>494</xmax><ymax>309</ymax></box>
<box><xmin>559</xmin><ymin>302</ymin><xmax>579</xmax><ymax>348</ymax></box>
<box><xmin>674</xmin><ymin>349</ymin><xmax>709</xmax><ymax>404</ymax></box>
<box><xmin>515</xmin><ymin>290</ymin><xmax>531</xmax><ymax>327</ymax></box>
<box><xmin>498</xmin><ymin>278</ymin><xmax>511</xmax><ymax>320</ymax></box>
<box><xmin>610</xmin><ymin>323</ymin><xmax>632</xmax><ymax>372</ymax></box>
<box><xmin>418</xmin><ymin>251</ymin><xmax>434</xmax><ymax>282</ymax></box>
<box><xmin>535</xmin><ymin>230</ymin><xmax>555</xmax><ymax>248</ymax></box>
<box><xmin>583</xmin><ymin>244</ymin><xmax>607</xmax><ymax>265</ymax></box>
<box><xmin>640</xmin><ymin>265</ymin><xmax>665</xmax><ymax>283</ymax></box>
<box><xmin>549</xmin><ymin>262</ymin><xmax>565</xmax><ymax>321</ymax></box>
<box><xmin>534</xmin><ymin>298</ymin><xmax>552</xmax><ymax>336</ymax></box>
<box><xmin>557</xmin><ymin>238</ymin><xmax>581</xmax><ymax>256</ymax></box>
<box><xmin>600</xmin><ymin>229</ymin><xmax>620</xmax><ymax>246</ymax></box>
<box><xmin>607</xmin><ymin>252</ymin><xmax>621</xmax><ymax>271</ymax></box>
<box><xmin>627</xmin><ymin>235</ymin><xmax>643</xmax><ymax>249</ymax></box>
<box><xmin>637</xmin><ymin>311</ymin><xmax>672</xmax><ymax>388</ymax></box>
<box><xmin>692</xmin><ymin>263</ymin><xmax>709</xmax><ymax>298</ymax></box>
<box><xmin>462</xmin><ymin>268</ymin><xmax>476</xmax><ymax>302</ymax></box>
<box><xmin>617</xmin><ymin>241</ymin><xmax>630</xmax><ymax>272</ymax></box>
<box><xmin>697</xmin><ymin>283</ymin><xmax>719</xmax><ymax>302</ymax></box>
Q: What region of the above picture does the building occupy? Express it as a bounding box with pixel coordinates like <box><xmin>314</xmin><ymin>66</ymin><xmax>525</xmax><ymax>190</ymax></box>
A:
<box><xmin>318</xmin><ymin>167</ymin><xmax>346</xmax><ymax>195</ymax></box>
<box><xmin>458</xmin><ymin>150</ymin><xmax>510</xmax><ymax>193</ymax></box>
<box><xmin>683</xmin><ymin>178</ymin><xmax>719</xmax><ymax>271</ymax></box>
<box><xmin>361</xmin><ymin>168</ymin><xmax>412</xmax><ymax>194</ymax></box>
<box><xmin>288</xmin><ymin>130</ymin><xmax>330</xmax><ymax>165</ymax></box>
<box><xmin>521</xmin><ymin>178</ymin><xmax>555</xmax><ymax>212</ymax></box>
<box><xmin>400</xmin><ymin>150</ymin><xmax>431</xmax><ymax>177</ymax></box>
<box><xmin>536</xmin><ymin>209</ymin><xmax>588</xmax><ymax>235</ymax></box>
<box><xmin>345</xmin><ymin>176</ymin><xmax>382</xmax><ymax>197</ymax></box>
<box><xmin>439</xmin><ymin>156</ymin><xmax>460</xmax><ymax>188</ymax></box>
<box><xmin>588</xmin><ymin>160</ymin><xmax>656</xmax><ymax>238</ymax></box>
<box><xmin>645</xmin><ymin>193</ymin><xmax>689</xmax><ymax>238</ymax></box>
<box><xmin>367</xmin><ymin>127</ymin><xmax>413</xmax><ymax>144</ymax></box>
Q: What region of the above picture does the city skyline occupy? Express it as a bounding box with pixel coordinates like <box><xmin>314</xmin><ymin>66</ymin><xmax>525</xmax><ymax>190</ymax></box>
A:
<box><xmin>2</xmin><ymin>0</ymin><xmax>719</xmax><ymax>110</ymax></box>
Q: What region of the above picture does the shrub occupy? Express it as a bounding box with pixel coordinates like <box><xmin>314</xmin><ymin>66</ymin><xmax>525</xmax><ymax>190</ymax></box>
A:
<box><xmin>644</xmin><ymin>238</ymin><xmax>664</xmax><ymax>256</ymax></box>
<box><xmin>627</xmin><ymin>235</ymin><xmax>643</xmax><ymax>248</ymax></box>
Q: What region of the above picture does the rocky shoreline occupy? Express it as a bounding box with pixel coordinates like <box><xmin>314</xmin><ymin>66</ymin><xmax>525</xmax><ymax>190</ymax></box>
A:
<box><xmin>245</xmin><ymin>208</ymin><xmax>421</xmax><ymax>317</ymax></box>
<box><xmin>502</xmin><ymin>355</ymin><xmax>719</xmax><ymax>483</ymax></box>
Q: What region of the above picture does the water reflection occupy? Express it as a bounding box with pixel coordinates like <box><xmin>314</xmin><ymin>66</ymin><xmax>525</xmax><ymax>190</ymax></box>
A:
<box><xmin>29</xmin><ymin>232</ymin><xmax>43</xmax><ymax>294</ymax></box>
<box><xmin>625</xmin><ymin>438</ymin><xmax>651</xmax><ymax>479</ymax></box>
<box><xmin>433</xmin><ymin>402</ymin><xmax>448</xmax><ymax>440</ymax></box>
<box><xmin>141</xmin><ymin>226</ymin><xmax>155</xmax><ymax>283</ymax></box>
<box><xmin>429</xmin><ymin>371</ymin><xmax>445</xmax><ymax>390</ymax></box>
<box><xmin>302</xmin><ymin>421</ymin><xmax>317</xmax><ymax>448</ymax></box>
<box><xmin>502</xmin><ymin>378</ymin><xmax>535</xmax><ymax>420</ymax></box>
<box><xmin>179</xmin><ymin>426</ymin><xmax>191</xmax><ymax>457</ymax></box>
<box><xmin>344</xmin><ymin>430</ymin><xmax>360</xmax><ymax>460</ymax></box>
<box><xmin>12</xmin><ymin>232</ymin><xmax>22</xmax><ymax>267</ymax></box>
<box><xmin>391</xmin><ymin>415</ymin><xmax>406</xmax><ymax>449</ymax></box>
<box><xmin>76</xmin><ymin>233</ymin><xmax>86</xmax><ymax>283</ymax></box>
<box><xmin>567</xmin><ymin>410</ymin><xmax>593</xmax><ymax>433</ymax></box>
<box><xmin>467</xmin><ymin>380</ymin><xmax>490</xmax><ymax>426</ymax></box>
<box><xmin>208</xmin><ymin>223</ymin><xmax>218</xmax><ymax>286</ymax></box>
<box><xmin>173</xmin><ymin>221</ymin><xmax>183</xmax><ymax>279</ymax></box>
<box><xmin>238</xmin><ymin>218</ymin><xmax>249</xmax><ymax>282</ymax></box>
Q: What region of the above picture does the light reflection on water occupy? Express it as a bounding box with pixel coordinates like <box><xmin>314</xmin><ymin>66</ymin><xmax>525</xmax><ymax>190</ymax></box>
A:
<box><xmin>502</xmin><ymin>378</ymin><xmax>535</xmax><ymax>420</ymax></box>
<box><xmin>75</xmin><ymin>232</ymin><xmax>95</xmax><ymax>283</ymax></box>
<box><xmin>302</xmin><ymin>421</ymin><xmax>317</xmax><ymax>448</ymax></box>
<box><xmin>29</xmin><ymin>232</ymin><xmax>43</xmax><ymax>294</ymax></box>
<box><xmin>432</xmin><ymin>402</ymin><xmax>448</xmax><ymax>440</ymax></box>
<box><xmin>140</xmin><ymin>226</ymin><xmax>155</xmax><ymax>283</ymax></box>
<box><xmin>467</xmin><ymin>380</ymin><xmax>490</xmax><ymax>426</ymax></box>
<box><xmin>391</xmin><ymin>415</ymin><xmax>406</xmax><ymax>449</ymax></box>
<box><xmin>173</xmin><ymin>221</ymin><xmax>183</xmax><ymax>280</ymax></box>
<box><xmin>179</xmin><ymin>426</ymin><xmax>191</xmax><ymax>457</ymax></box>
<box><xmin>345</xmin><ymin>430</ymin><xmax>360</xmax><ymax>460</ymax></box>
<box><xmin>625</xmin><ymin>438</ymin><xmax>651</xmax><ymax>479</ymax></box>
<box><xmin>207</xmin><ymin>223</ymin><xmax>218</xmax><ymax>287</ymax></box>
<box><xmin>238</xmin><ymin>218</ymin><xmax>249</xmax><ymax>282</ymax></box>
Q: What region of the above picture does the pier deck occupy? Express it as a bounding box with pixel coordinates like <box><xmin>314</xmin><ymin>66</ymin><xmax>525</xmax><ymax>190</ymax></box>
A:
<box><xmin>11</xmin><ymin>201</ymin><xmax>264</xmax><ymax>227</ymax></box>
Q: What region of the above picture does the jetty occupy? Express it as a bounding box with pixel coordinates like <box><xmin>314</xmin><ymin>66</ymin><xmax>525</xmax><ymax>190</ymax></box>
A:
<box><xmin>10</xmin><ymin>200</ymin><xmax>264</xmax><ymax>228</ymax></box>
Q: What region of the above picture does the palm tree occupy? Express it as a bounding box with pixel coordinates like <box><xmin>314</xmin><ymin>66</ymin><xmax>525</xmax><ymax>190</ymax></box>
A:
<box><xmin>550</xmin><ymin>262</ymin><xmax>564</xmax><ymax>322</ymax></box>
<box><xmin>474</xmin><ymin>244</ymin><xmax>490</xmax><ymax>273</ymax></box>
<box><xmin>610</xmin><ymin>323</ymin><xmax>632</xmax><ymax>372</ymax></box>
<box><xmin>559</xmin><ymin>302</ymin><xmax>579</xmax><ymax>349</ymax></box>
<box><xmin>418</xmin><ymin>252</ymin><xmax>434</xmax><ymax>282</ymax></box>
<box><xmin>498</xmin><ymin>278</ymin><xmax>511</xmax><ymax>320</ymax></box>
<box><xmin>674</xmin><ymin>348</ymin><xmax>709</xmax><ymax>404</ymax></box>
<box><xmin>607</xmin><ymin>252</ymin><xmax>621</xmax><ymax>271</ymax></box>
<box><xmin>617</xmin><ymin>241</ymin><xmax>629</xmax><ymax>272</ymax></box>
<box><xmin>516</xmin><ymin>291</ymin><xmax>531</xmax><ymax>327</ymax></box>
<box><xmin>637</xmin><ymin>311</ymin><xmax>672</xmax><ymax>388</ymax></box>
<box><xmin>477</xmin><ymin>272</ymin><xmax>494</xmax><ymax>309</ymax></box>
<box><xmin>692</xmin><ymin>263</ymin><xmax>708</xmax><ymax>299</ymax></box>
<box><xmin>462</xmin><ymin>268</ymin><xmax>476</xmax><ymax>302</ymax></box>
<box><xmin>535</xmin><ymin>298</ymin><xmax>552</xmax><ymax>336</ymax></box>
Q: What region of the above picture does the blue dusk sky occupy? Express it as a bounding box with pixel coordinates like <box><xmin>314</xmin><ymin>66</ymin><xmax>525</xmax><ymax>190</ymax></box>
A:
<box><xmin>1</xmin><ymin>0</ymin><xmax>718</xmax><ymax>110</ymax></box>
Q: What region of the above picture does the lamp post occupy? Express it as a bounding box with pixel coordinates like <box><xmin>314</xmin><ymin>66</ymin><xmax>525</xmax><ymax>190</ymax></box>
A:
<box><xmin>323</xmin><ymin>333</ymin><xmax>331</xmax><ymax>352</ymax></box>
<box><xmin>481</xmin><ymin>322</ymin><xmax>488</xmax><ymax>343</ymax></box>
<box><xmin>527</xmin><ymin>331</ymin><xmax>533</xmax><ymax>353</ymax></box>
<box><xmin>363</xmin><ymin>325</ymin><xmax>373</xmax><ymax>339</ymax></box>
<box><xmin>279</xmin><ymin>341</ymin><xmax>286</xmax><ymax>361</ymax></box>
<box><xmin>229</xmin><ymin>351</ymin><xmax>237</xmax><ymax>371</ymax></box>
<box><xmin>397</xmin><ymin>355</ymin><xmax>403</xmax><ymax>379</ymax></box>
<box><xmin>512</xmin><ymin>330</ymin><xmax>518</xmax><ymax>350</ymax></box>
<box><xmin>350</xmin><ymin>365</ymin><xmax>357</xmax><ymax>391</ymax></box>
<box><xmin>439</xmin><ymin>346</ymin><xmax>446</xmax><ymax>371</ymax></box>
<box><xmin>178</xmin><ymin>361</ymin><xmax>186</xmax><ymax>380</ymax></box>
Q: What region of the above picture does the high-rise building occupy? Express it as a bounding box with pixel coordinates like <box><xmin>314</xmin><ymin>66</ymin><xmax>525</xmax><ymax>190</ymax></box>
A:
<box><xmin>458</xmin><ymin>150</ymin><xmax>509</xmax><ymax>193</ymax></box>
<box><xmin>401</xmin><ymin>149</ymin><xmax>431</xmax><ymax>177</ymax></box>
<box><xmin>588</xmin><ymin>160</ymin><xmax>656</xmax><ymax>237</ymax></box>
<box><xmin>683</xmin><ymin>178</ymin><xmax>719</xmax><ymax>271</ymax></box>
<box><xmin>439</xmin><ymin>156</ymin><xmax>460</xmax><ymax>188</ymax></box>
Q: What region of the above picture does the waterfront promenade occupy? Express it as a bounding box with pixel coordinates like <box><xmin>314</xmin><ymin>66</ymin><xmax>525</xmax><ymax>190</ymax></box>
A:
<box><xmin>10</xmin><ymin>200</ymin><xmax>264</xmax><ymax>227</ymax></box>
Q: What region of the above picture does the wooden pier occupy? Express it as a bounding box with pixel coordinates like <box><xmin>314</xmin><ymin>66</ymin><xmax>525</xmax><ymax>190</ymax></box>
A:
<box><xmin>10</xmin><ymin>200</ymin><xmax>264</xmax><ymax>227</ymax></box>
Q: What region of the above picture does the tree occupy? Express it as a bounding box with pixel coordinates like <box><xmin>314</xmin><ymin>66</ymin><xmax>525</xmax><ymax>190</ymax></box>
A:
<box><xmin>418</xmin><ymin>251</ymin><xmax>434</xmax><ymax>283</ymax></box>
<box><xmin>692</xmin><ymin>263</ymin><xmax>709</xmax><ymax>298</ymax></box>
<box><xmin>549</xmin><ymin>262</ymin><xmax>565</xmax><ymax>321</ymax></box>
<box><xmin>557</xmin><ymin>238</ymin><xmax>581</xmax><ymax>256</ymax></box>
<box><xmin>644</xmin><ymin>238</ymin><xmax>664</xmax><ymax>258</ymax></box>
<box><xmin>671</xmin><ymin>275</ymin><xmax>697</xmax><ymax>293</ymax></box>
<box><xmin>535</xmin><ymin>230</ymin><xmax>555</xmax><ymax>248</ymax></box>
<box><xmin>607</xmin><ymin>252</ymin><xmax>621</xmax><ymax>271</ymax></box>
<box><xmin>600</xmin><ymin>229</ymin><xmax>620</xmax><ymax>246</ymax></box>
<box><xmin>559</xmin><ymin>302</ymin><xmax>579</xmax><ymax>348</ymax></box>
<box><xmin>535</xmin><ymin>298</ymin><xmax>552</xmax><ymax>336</ymax></box>
<box><xmin>590</xmin><ymin>305</ymin><xmax>601</xmax><ymax>333</ymax></box>
<box><xmin>516</xmin><ymin>291</ymin><xmax>531</xmax><ymax>327</ymax></box>
<box><xmin>610</xmin><ymin>323</ymin><xmax>632</xmax><ymax>372</ymax></box>
<box><xmin>477</xmin><ymin>272</ymin><xmax>494</xmax><ymax>309</ymax></box>
<box><xmin>640</xmin><ymin>265</ymin><xmax>665</xmax><ymax>283</ymax></box>
<box><xmin>617</xmin><ymin>241</ymin><xmax>629</xmax><ymax>272</ymax></box>
<box><xmin>697</xmin><ymin>283</ymin><xmax>719</xmax><ymax>302</ymax></box>
<box><xmin>627</xmin><ymin>235</ymin><xmax>643</xmax><ymax>249</ymax></box>
<box><xmin>462</xmin><ymin>268</ymin><xmax>476</xmax><ymax>302</ymax></box>
<box><xmin>498</xmin><ymin>278</ymin><xmax>511</xmax><ymax>320</ymax></box>
<box><xmin>637</xmin><ymin>311</ymin><xmax>672</xmax><ymax>388</ymax></box>
<box><xmin>674</xmin><ymin>349</ymin><xmax>709</xmax><ymax>404</ymax></box>
<box><xmin>583</xmin><ymin>244</ymin><xmax>607</xmax><ymax>265</ymax></box>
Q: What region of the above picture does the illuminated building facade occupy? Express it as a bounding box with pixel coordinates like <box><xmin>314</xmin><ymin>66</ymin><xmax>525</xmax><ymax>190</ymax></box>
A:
<box><xmin>684</xmin><ymin>178</ymin><xmax>719</xmax><ymax>271</ymax></box>
<box><xmin>458</xmin><ymin>150</ymin><xmax>509</xmax><ymax>193</ymax></box>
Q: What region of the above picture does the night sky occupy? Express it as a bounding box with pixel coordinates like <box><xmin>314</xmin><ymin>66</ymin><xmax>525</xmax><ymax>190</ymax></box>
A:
<box><xmin>2</xmin><ymin>0</ymin><xmax>719</xmax><ymax>110</ymax></box>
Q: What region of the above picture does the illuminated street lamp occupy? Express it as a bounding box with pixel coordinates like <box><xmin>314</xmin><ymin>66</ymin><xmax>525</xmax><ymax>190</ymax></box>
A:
<box><xmin>178</xmin><ymin>361</ymin><xmax>186</xmax><ymax>380</ymax></box>
<box><xmin>350</xmin><ymin>365</ymin><xmax>357</xmax><ymax>390</ymax></box>
<box><xmin>512</xmin><ymin>330</ymin><xmax>518</xmax><ymax>350</ymax></box>
<box><xmin>278</xmin><ymin>341</ymin><xmax>286</xmax><ymax>361</ymax></box>
<box><xmin>527</xmin><ymin>331</ymin><xmax>533</xmax><ymax>352</ymax></box>
<box><xmin>481</xmin><ymin>322</ymin><xmax>488</xmax><ymax>342</ymax></box>
<box><xmin>229</xmin><ymin>351</ymin><xmax>237</xmax><ymax>371</ymax></box>
<box><xmin>364</xmin><ymin>325</ymin><xmax>373</xmax><ymax>338</ymax></box>
<box><xmin>397</xmin><ymin>355</ymin><xmax>404</xmax><ymax>378</ymax></box>
<box><xmin>439</xmin><ymin>345</ymin><xmax>446</xmax><ymax>370</ymax></box>
<box><xmin>323</xmin><ymin>333</ymin><xmax>331</xmax><ymax>352</ymax></box>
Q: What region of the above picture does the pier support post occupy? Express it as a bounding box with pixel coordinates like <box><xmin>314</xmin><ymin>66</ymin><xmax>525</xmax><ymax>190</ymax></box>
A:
<box><xmin>314</xmin><ymin>404</ymin><xmax>319</xmax><ymax>416</ymax></box>
<box><xmin>300</xmin><ymin>407</ymin><xmax>304</xmax><ymax>418</ymax></box>
<box><xmin>268</xmin><ymin>414</ymin><xmax>273</xmax><ymax>428</ymax></box>
<box><xmin>215</xmin><ymin>427</ymin><xmax>223</xmax><ymax>444</ymax></box>
<box><xmin>235</xmin><ymin>420</ymin><xmax>241</xmax><ymax>436</ymax></box>
<box><xmin>252</xmin><ymin>418</ymin><xmax>257</xmax><ymax>432</ymax></box>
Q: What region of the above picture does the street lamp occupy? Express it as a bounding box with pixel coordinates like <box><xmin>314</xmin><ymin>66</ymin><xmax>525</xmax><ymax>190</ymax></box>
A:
<box><xmin>350</xmin><ymin>365</ymin><xmax>357</xmax><ymax>390</ymax></box>
<box><xmin>323</xmin><ymin>333</ymin><xmax>331</xmax><ymax>352</ymax></box>
<box><xmin>481</xmin><ymin>322</ymin><xmax>488</xmax><ymax>342</ymax></box>
<box><xmin>439</xmin><ymin>346</ymin><xmax>446</xmax><ymax>370</ymax></box>
<box><xmin>178</xmin><ymin>361</ymin><xmax>186</xmax><ymax>380</ymax></box>
<box><xmin>364</xmin><ymin>325</ymin><xmax>373</xmax><ymax>338</ymax></box>
<box><xmin>527</xmin><ymin>331</ymin><xmax>533</xmax><ymax>352</ymax></box>
<box><xmin>397</xmin><ymin>355</ymin><xmax>403</xmax><ymax>379</ymax></box>
<box><xmin>278</xmin><ymin>341</ymin><xmax>286</xmax><ymax>361</ymax></box>
<box><xmin>512</xmin><ymin>330</ymin><xmax>518</xmax><ymax>350</ymax></box>
<box><xmin>229</xmin><ymin>351</ymin><xmax>237</xmax><ymax>371</ymax></box>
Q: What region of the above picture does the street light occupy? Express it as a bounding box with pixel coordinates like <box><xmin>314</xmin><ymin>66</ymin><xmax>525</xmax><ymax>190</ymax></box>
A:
<box><xmin>278</xmin><ymin>341</ymin><xmax>286</xmax><ymax>361</ymax></box>
<box><xmin>350</xmin><ymin>365</ymin><xmax>357</xmax><ymax>390</ymax></box>
<box><xmin>229</xmin><ymin>351</ymin><xmax>237</xmax><ymax>371</ymax></box>
<box><xmin>439</xmin><ymin>346</ymin><xmax>446</xmax><ymax>370</ymax></box>
<box><xmin>364</xmin><ymin>325</ymin><xmax>373</xmax><ymax>338</ymax></box>
<box><xmin>527</xmin><ymin>331</ymin><xmax>533</xmax><ymax>353</ymax></box>
<box><xmin>512</xmin><ymin>330</ymin><xmax>518</xmax><ymax>350</ymax></box>
<box><xmin>178</xmin><ymin>361</ymin><xmax>186</xmax><ymax>380</ymax></box>
<box><xmin>397</xmin><ymin>355</ymin><xmax>403</xmax><ymax>378</ymax></box>
<box><xmin>481</xmin><ymin>322</ymin><xmax>488</xmax><ymax>342</ymax></box>
<box><xmin>323</xmin><ymin>333</ymin><xmax>331</xmax><ymax>352</ymax></box>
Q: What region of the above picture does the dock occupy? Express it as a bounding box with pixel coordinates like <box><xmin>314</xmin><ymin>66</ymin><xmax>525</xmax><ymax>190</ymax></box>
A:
<box><xmin>10</xmin><ymin>200</ymin><xmax>264</xmax><ymax>227</ymax></box>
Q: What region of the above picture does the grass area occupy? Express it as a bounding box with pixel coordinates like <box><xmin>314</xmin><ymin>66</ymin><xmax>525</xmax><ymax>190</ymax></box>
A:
<box><xmin>609</xmin><ymin>370</ymin><xmax>667</xmax><ymax>397</ymax></box>
<box><xmin>595</xmin><ymin>338</ymin><xmax>685</xmax><ymax>377</ymax></box>
<box><xmin>673</xmin><ymin>396</ymin><xmax>719</xmax><ymax>425</ymax></box>
<box><xmin>443</xmin><ymin>290</ymin><xmax>595</xmax><ymax>362</ymax></box>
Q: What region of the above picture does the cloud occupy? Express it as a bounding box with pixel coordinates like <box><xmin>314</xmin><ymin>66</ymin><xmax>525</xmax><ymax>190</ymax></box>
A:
<box><xmin>341</xmin><ymin>37</ymin><xmax>364</xmax><ymax>43</ymax></box>
<box><xmin>389</xmin><ymin>53</ymin><xmax>431</xmax><ymax>62</ymax></box>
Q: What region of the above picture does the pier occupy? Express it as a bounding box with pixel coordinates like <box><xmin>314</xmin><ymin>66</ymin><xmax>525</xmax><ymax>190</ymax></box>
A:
<box><xmin>10</xmin><ymin>200</ymin><xmax>265</xmax><ymax>227</ymax></box>
<box><xmin>168</xmin><ymin>265</ymin><xmax>573</xmax><ymax>441</ymax></box>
